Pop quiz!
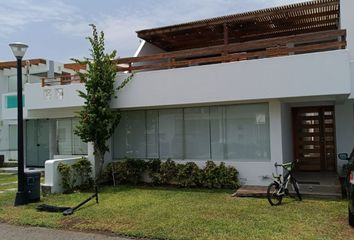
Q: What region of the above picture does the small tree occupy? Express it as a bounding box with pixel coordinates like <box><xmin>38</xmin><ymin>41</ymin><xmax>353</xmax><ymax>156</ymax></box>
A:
<box><xmin>73</xmin><ymin>24</ymin><xmax>131</xmax><ymax>182</ymax></box>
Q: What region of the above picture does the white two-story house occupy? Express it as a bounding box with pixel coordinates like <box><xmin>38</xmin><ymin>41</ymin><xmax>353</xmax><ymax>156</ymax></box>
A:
<box><xmin>3</xmin><ymin>0</ymin><xmax>354</xmax><ymax>191</ymax></box>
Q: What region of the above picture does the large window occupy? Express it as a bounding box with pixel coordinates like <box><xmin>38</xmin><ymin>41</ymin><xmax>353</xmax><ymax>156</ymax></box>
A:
<box><xmin>113</xmin><ymin>103</ymin><xmax>270</xmax><ymax>161</ymax></box>
<box><xmin>114</xmin><ymin>111</ymin><xmax>146</xmax><ymax>158</ymax></box>
<box><xmin>184</xmin><ymin>107</ymin><xmax>210</xmax><ymax>159</ymax></box>
<box><xmin>57</xmin><ymin>118</ymin><xmax>88</xmax><ymax>155</ymax></box>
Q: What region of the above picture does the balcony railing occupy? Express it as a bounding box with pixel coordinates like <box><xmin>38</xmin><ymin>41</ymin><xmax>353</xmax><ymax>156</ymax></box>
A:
<box><xmin>117</xmin><ymin>29</ymin><xmax>346</xmax><ymax>72</ymax></box>
<box><xmin>41</xmin><ymin>75</ymin><xmax>82</xmax><ymax>87</ymax></box>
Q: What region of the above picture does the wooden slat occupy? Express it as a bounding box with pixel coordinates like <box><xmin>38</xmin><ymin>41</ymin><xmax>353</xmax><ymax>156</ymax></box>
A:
<box><xmin>118</xmin><ymin>29</ymin><xmax>345</xmax><ymax>64</ymax></box>
<box><xmin>41</xmin><ymin>75</ymin><xmax>82</xmax><ymax>87</ymax></box>
<box><xmin>117</xmin><ymin>30</ymin><xmax>345</xmax><ymax>72</ymax></box>
<box><xmin>118</xmin><ymin>38</ymin><xmax>346</xmax><ymax>72</ymax></box>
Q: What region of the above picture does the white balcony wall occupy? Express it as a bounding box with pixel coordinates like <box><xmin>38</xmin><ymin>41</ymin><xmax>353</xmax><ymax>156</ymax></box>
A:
<box><xmin>25</xmin><ymin>83</ymin><xmax>85</xmax><ymax>110</ymax></box>
<box><xmin>112</xmin><ymin>50</ymin><xmax>351</xmax><ymax>109</ymax></box>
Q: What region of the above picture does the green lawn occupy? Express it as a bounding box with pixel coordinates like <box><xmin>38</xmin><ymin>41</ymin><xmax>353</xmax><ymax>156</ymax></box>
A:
<box><xmin>0</xmin><ymin>184</ymin><xmax>353</xmax><ymax>240</ymax></box>
<box><xmin>0</xmin><ymin>174</ymin><xmax>17</xmax><ymax>185</ymax></box>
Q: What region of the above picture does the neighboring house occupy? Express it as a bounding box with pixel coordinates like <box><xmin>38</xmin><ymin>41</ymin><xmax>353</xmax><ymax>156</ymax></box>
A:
<box><xmin>0</xmin><ymin>59</ymin><xmax>88</xmax><ymax>167</ymax></box>
<box><xmin>3</xmin><ymin>0</ymin><xmax>354</xmax><ymax>191</ymax></box>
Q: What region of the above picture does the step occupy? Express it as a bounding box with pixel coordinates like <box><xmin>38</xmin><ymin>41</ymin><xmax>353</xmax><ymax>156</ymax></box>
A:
<box><xmin>232</xmin><ymin>186</ymin><xmax>267</xmax><ymax>198</ymax></box>
<box><xmin>234</xmin><ymin>184</ymin><xmax>343</xmax><ymax>199</ymax></box>
<box><xmin>297</xmin><ymin>184</ymin><xmax>342</xmax><ymax>194</ymax></box>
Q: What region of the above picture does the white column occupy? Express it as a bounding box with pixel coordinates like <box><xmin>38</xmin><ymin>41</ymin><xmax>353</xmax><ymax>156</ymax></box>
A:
<box><xmin>48</xmin><ymin>119</ymin><xmax>57</xmax><ymax>159</ymax></box>
<box><xmin>269</xmin><ymin>100</ymin><xmax>284</xmax><ymax>178</ymax></box>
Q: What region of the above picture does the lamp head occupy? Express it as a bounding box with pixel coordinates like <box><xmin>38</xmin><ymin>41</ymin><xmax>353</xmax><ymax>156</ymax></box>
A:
<box><xmin>9</xmin><ymin>42</ymin><xmax>28</xmax><ymax>59</ymax></box>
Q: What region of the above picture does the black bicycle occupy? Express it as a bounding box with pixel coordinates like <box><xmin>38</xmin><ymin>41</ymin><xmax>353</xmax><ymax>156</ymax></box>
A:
<box><xmin>267</xmin><ymin>161</ymin><xmax>302</xmax><ymax>206</ymax></box>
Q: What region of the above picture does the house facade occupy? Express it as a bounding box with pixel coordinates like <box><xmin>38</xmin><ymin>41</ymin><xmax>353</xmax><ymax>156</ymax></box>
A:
<box><xmin>0</xmin><ymin>60</ymin><xmax>88</xmax><ymax>167</ymax></box>
<box><xmin>2</xmin><ymin>0</ymin><xmax>354</xmax><ymax>190</ymax></box>
<box><xmin>111</xmin><ymin>0</ymin><xmax>354</xmax><ymax>186</ymax></box>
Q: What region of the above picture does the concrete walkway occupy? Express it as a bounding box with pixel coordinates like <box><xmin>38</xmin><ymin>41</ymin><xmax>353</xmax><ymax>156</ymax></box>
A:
<box><xmin>0</xmin><ymin>223</ymin><xmax>133</xmax><ymax>240</ymax></box>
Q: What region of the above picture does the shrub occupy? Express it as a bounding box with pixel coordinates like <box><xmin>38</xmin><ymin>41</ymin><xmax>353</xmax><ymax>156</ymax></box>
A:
<box><xmin>159</xmin><ymin>159</ymin><xmax>178</xmax><ymax>185</ymax></box>
<box><xmin>202</xmin><ymin>161</ymin><xmax>240</xmax><ymax>189</ymax></box>
<box><xmin>106</xmin><ymin>159</ymin><xmax>239</xmax><ymax>189</ymax></box>
<box><xmin>147</xmin><ymin>159</ymin><xmax>162</xmax><ymax>185</ymax></box>
<box><xmin>57</xmin><ymin>162</ymin><xmax>73</xmax><ymax>193</ymax></box>
<box><xmin>176</xmin><ymin>162</ymin><xmax>203</xmax><ymax>187</ymax></box>
<box><xmin>112</xmin><ymin>158</ymin><xmax>146</xmax><ymax>185</ymax></box>
<box><xmin>57</xmin><ymin>157</ymin><xmax>93</xmax><ymax>193</ymax></box>
<box><xmin>220</xmin><ymin>163</ymin><xmax>240</xmax><ymax>189</ymax></box>
<box><xmin>72</xmin><ymin>157</ymin><xmax>93</xmax><ymax>190</ymax></box>
<box><xmin>203</xmin><ymin>161</ymin><xmax>220</xmax><ymax>188</ymax></box>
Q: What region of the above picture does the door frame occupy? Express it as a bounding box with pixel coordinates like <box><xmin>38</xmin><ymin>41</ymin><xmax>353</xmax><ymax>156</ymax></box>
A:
<box><xmin>292</xmin><ymin>105</ymin><xmax>337</xmax><ymax>172</ymax></box>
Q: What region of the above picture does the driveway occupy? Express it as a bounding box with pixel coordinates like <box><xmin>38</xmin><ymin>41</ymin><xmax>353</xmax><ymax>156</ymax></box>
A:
<box><xmin>0</xmin><ymin>223</ymin><xmax>132</xmax><ymax>240</ymax></box>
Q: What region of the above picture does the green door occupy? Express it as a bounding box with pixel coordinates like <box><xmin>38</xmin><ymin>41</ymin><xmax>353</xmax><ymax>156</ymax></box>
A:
<box><xmin>26</xmin><ymin>119</ymin><xmax>50</xmax><ymax>167</ymax></box>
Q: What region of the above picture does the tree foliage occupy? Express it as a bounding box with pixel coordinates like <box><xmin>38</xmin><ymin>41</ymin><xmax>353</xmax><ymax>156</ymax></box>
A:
<box><xmin>72</xmin><ymin>24</ymin><xmax>131</xmax><ymax>180</ymax></box>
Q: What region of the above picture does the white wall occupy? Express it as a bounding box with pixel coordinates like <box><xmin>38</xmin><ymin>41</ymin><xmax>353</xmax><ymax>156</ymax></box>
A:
<box><xmin>335</xmin><ymin>99</ymin><xmax>354</xmax><ymax>172</ymax></box>
<box><xmin>25</xmin><ymin>83</ymin><xmax>85</xmax><ymax>110</ymax></box>
<box><xmin>43</xmin><ymin>156</ymin><xmax>89</xmax><ymax>193</ymax></box>
<box><xmin>134</xmin><ymin>41</ymin><xmax>166</xmax><ymax>57</ymax></box>
<box><xmin>113</xmin><ymin>50</ymin><xmax>351</xmax><ymax>109</ymax></box>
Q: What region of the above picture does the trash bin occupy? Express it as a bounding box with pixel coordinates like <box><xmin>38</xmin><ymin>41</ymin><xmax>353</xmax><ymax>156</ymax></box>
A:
<box><xmin>24</xmin><ymin>171</ymin><xmax>41</xmax><ymax>202</ymax></box>
<box><xmin>0</xmin><ymin>155</ymin><xmax>4</xmax><ymax>167</ymax></box>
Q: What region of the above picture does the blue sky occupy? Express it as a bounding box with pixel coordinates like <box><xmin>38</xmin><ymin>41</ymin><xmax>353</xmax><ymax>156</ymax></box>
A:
<box><xmin>0</xmin><ymin>0</ymin><xmax>310</xmax><ymax>63</ymax></box>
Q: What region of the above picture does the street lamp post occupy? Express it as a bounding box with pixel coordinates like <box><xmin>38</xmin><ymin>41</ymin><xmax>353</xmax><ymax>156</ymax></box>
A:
<box><xmin>9</xmin><ymin>42</ymin><xmax>28</xmax><ymax>206</ymax></box>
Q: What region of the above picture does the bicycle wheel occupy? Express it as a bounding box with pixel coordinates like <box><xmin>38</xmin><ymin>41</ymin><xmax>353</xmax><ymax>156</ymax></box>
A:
<box><xmin>267</xmin><ymin>182</ymin><xmax>283</xmax><ymax>206</ymax></box>
<box><xmin>291</xmin><ymin>178</ymin><xmax>302</xmax><ymax>201</ymax></box>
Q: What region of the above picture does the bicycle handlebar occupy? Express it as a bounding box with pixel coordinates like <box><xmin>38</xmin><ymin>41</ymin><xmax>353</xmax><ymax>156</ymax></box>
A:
<box><xmin>274</xmin><ymin>159</ymin><xmax>299</xmax><ymax>167</ymax></box>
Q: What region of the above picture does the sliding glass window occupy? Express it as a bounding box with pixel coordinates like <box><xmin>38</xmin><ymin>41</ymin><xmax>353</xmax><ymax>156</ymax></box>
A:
<box><xmin>57</xmin><ymin>118</ymin><xmax>88</xmax><ymax>155</ymax></box>
<box><xmin>114</xmin><ymin>111</ymin><xmax>146</xmax><ymax>158</ymax></box>
<box><xmin>112</xmin><ymin>103</ymin><xmax>270</xmax><ymax>161</ymax></box>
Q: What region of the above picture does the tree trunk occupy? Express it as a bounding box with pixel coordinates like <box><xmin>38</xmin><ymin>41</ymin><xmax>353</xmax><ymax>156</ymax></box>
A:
<box><xmin>93</xmin><ymin>145</ymin><xmax>105</xmax><ymax>185</ymax></box>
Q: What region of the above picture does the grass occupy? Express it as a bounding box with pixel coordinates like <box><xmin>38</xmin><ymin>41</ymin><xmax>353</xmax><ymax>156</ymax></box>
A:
<box><xmin>0</xmin><ymin>183</ymin><xmax>353</xmax><ymax>240</ymax></box>
<box><xmin>0</xmin><ymin>174</ymin><xmax>17</xmax><ymax>185</ymax></box>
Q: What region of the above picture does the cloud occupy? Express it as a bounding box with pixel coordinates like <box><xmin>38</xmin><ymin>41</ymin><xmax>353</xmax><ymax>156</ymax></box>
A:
<box><xmin>0</xmin><ymin>0</ymin><xmax>312</xmax><ymax>60</ymax></box>
<box><xmin>0</xmin><ymin>0</ymin><xmax>79</xmax><ymax>36</ymax></box>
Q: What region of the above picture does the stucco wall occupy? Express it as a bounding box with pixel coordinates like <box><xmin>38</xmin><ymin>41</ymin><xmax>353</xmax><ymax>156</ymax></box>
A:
<box><xmin>113</xmin><ymin>50</ymin><xmax>351</xmax><ymax>110</ymax></box>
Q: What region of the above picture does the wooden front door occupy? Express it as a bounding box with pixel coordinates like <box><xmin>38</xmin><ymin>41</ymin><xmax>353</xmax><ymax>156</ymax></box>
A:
<box><xmin>292</xmin><ymin>106</ymin><xmax>336</xmax><ymax>171</ymax></box>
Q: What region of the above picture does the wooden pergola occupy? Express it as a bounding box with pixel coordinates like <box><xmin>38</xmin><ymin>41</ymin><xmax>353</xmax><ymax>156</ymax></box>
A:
<box><xmin>137</xmin><ymin>0</ymin><xmax>340</xmax><ymax>51</ymax></box>
<box><xmin>0</xmin><ymin>59</ymin><xmax>46</xmax><ymax>70</ymax></box>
